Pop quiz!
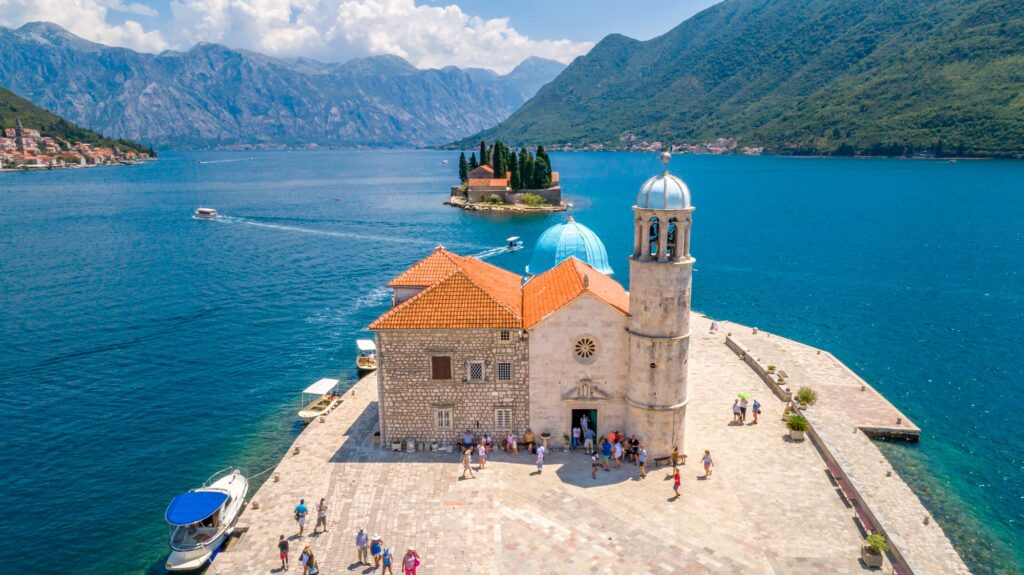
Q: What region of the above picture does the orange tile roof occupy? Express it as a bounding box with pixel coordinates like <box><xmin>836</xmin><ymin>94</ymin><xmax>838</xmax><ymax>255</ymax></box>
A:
<box><xmin>386</xmin><ymin>246</ymin><xmax>466</xmax><ymax>287</ymax></box>
<box><xmin>523</xmin><ymin>257</ymin><xmax>629</xmax><ymax>328</ymax></box>
<box><xmin>370</xmin><ymin>268</ymin><xmax>522</xmax><ymax>329</ymax></box>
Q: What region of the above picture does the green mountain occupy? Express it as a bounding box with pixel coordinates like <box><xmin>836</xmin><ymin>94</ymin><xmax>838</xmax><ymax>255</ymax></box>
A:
<box><xmin>0</xmin><ymin>86</ymin><xmax>153</xmax><ymax>154</ymax></box>
<box><xmin>464</xmin><ymin>0</ymin><xmax>1024</xmax><ymax>157</ymax></box>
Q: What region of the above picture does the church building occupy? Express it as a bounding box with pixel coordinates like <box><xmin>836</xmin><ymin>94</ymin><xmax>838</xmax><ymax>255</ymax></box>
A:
<box><xmin>370</xmin><ymin>152</ymin><xmax>694</xmax><ymax>456</ymax></box>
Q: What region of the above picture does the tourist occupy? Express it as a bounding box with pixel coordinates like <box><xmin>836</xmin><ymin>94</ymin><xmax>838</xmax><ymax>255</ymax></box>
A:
<box><xmin>740</xmin><ymin>397</ymin><xmax>748</xmax><ymax>421</ymax></box>
<box><xmin>314</xmin><ymin>498</ymin><xmax>328</xmax><ymax>533</ymax></box>
<box><xmin>591</xmin><ymin>453</ymin><xmax>600</xmax><ymax>479</ymax></box>
<box><xmin>508</xmin><ymin>432</ymin><xmax>519</xmax><ymax>455</ymax></box>
<box><xmin>300</xmin><ymin>544</ymin><xmax>318</xmax><ymax>575</ymax></box>
<box><xmin>607</xmin><ymin>430</ymin><xmax>616</xmax><ymax>446</ymax></box>
<box><xmin>356</xmin><ymin>527</ymin><xmax>369</xmax><ymax>564</ymax></box>
<box><xmin>461</xmin><ymin>448</ymin><xmax>475</xmax><ymax>479</ymax></box>
<box><xmin>702</xmin><ymin>450</ymin><xmax>715</xmax><ymax>478</ymax></box>
<box><xmin>752</xmin><ymin>398</ymin><xmax>761</xmax><ymax>424</ymax></box>
<box><xmin>638</xmin><ymin>445</ymin><xmax>648</xmax><ymax>479</ymax></box>
<box><xmin>477</xmin><ymin>439</ymin><xmax>487</xmax><ymax>470</ymax></box>
<box><xmin>629</xmin><ymin>435</ymin><xmax>640</xmax><ymax>464</ymax></box>
<box><xmin>535</xmin><ymin>443</ymin><xmax>546</xmax><ymax>474</ymax></box>
<box><xmin>381</xmin><ymin>545</ymin><xmax>394</xmax><ymax>575</ymax></box>
<box><xmin>673</xmin><ymin>467</ymin><xmax>681</xmax><ymax>498</ymax></box>
<box><xmin>278</xmin><ymin>534</ymin><xmax>289</xmax><ymax>571</ymax></box>
<box><xmin>710</xmin><ymin>320</ymin><xmax>719</xmax><ymax>334</ymax></box>
<box><xmin>524</xmin><ymin>428</ymin><xmax>535</xmax><ymax>453</ymax></box>
<box><xmin>483</xmin><ymin>433</ymin><xmax>493</xmax><ymax>451</ymax></box>
<box><xmin>462</xmin><ymin>429</ymin><xmax>474</xmax><ymax>451</ymax></box>
<box><xmin>371</xmin><ymin>533</ymin><xmax>383</xmax><ymax>568</ymax></box>
<box><xmin>583</xmin><ymin>427</ymin><xmax>595</xmax><ymax>455</ymax></box>
<box><xmin>732</xmin><ymin>400</ymin><xmax>741</xmax><ymax>423</ymax></box>
<box><xmin>613</xmin><ymin>439</ymin><xmax>623</xmax><ymax>469</ymax></box>
<box><xmin>572</xmin><ymin>425</ymin><xmax>581</xmax><ymax>451</ymax></box>
<box><xmin>294</xmin><ymin>499</ymin><xmax>309</xmax><ymax>536</ymax></box>
<box><xmin>403</xmin><ymin>548</ymin><xmax>421</xmax><ymax>575</ymax></box>
<box><xmin>600</xmin><ymin>437</ymin><xmax>611</xmax><ymax>470</ymax></box>
<box><xmin>580</xmin><ymin>413</ymin><xmax>589</xmax><ymax>434</ymax></box>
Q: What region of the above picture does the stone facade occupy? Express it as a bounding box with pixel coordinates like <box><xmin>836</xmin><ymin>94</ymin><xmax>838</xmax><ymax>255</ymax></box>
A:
<box><xmin>528</xmin><ymin>294</ymin><xmax>629</xmax><ymax>447</ymax></box>
<box><xmin>376</xmin><ymin>328</ymin><xmax>529</xmax><ymax>445</ymax></box>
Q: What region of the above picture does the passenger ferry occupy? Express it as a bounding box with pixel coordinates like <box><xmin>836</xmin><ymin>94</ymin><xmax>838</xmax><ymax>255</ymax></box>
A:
<box><xmin>193</xmin><ymin>207</ymin><xmax>219</xmax><ymax>219</ymax></box>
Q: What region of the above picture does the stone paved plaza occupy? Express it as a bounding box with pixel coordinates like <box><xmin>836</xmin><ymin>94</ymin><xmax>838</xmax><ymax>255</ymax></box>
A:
<box><xmin>214</xmin><ymin>314</ymin><xmax>964</xmax><ymax>574</ymax></box>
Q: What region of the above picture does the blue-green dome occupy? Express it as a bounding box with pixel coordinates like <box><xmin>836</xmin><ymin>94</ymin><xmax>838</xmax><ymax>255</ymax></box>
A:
<box><xmin>527</xmin><ymin>216</ymin><xmax>613</xmax><ymax>275</ymax></box>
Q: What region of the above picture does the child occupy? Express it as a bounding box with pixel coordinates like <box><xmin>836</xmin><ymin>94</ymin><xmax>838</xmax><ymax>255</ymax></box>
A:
<box><xmin>673</xmin><ymin>467</ymin><xmax>681</xmax><ymax>498</ymax></box>
<box><xmin>638</xmin><ymin>445</ymin><xmax>648</xmax><ymax>479</ymax></box>
<box><xmin>382</xmin><ymin>545</ymin><xmax>394</xmax><ymax>575</ymax></box>
<box><xmin>591</xmin><ymin>453</ymin><xmax>600</xmax><ymax>479</ymax></box>
<box><xmin>703</xmin><ymin>450</ymin><xmax>715</xmax><ymax>478</ymax></box>
<box><xmin>752</xmin><ymin>399</ymin><xmax>761</xmax><ymax>424</ymax></box>
<box><xmin>278</xmin><ymin>535</ymin><xmax>289</xmax><ymax>571</ymax></box>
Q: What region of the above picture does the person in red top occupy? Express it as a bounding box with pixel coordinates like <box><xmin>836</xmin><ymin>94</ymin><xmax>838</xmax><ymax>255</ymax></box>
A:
<box><xmin>672</xmin><ymin>467</ymin><xmax>682</xmax><ymax>498</ymax></box>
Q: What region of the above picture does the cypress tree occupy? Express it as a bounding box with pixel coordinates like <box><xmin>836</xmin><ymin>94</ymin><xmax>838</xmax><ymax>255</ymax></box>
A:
<box><xmin>533</xmin><ymin>156</ymin><xmax>550</xmax><ymax>189</ymax></box>
<box><xmin>535</xmin><ymin>145</ymin><xmax>552</xmax><ymax>187</ymax></box>
<box><xmin>509</xmin><ymin>149</ymin><xmax>521</xmax><ymax>190</ymax></box>
<box><xmin>523</xmin><ymin>151</ymin><xmax>535</xmax><ymax>189</ymax></box>
<box><xmin>518</xmin><ymin>147</ymin><xmax>529</xmax><ymax>189</ymax></box>
<box><xmin>493</xmin><ymin>141</ymin><xmax>507</xmax><ymax>177</ymax></box>
<box><xmin>458</xmin><ymin>152</ymin><xmax>468</xmax><ymax>183</ymax></box>
<box><xmin>470</xmin><ymin>152</ymin><xmax>478</xmax><ymax>169</ymax></box>
<box><xmin>480</xmin><ymin>140</ymin><xmax>490</xmax><ymax>166</ymax></box>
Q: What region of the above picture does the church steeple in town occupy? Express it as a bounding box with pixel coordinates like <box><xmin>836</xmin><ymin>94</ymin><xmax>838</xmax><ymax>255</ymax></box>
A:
<box><xmin>14</xmin><ymin>115</ymin><xmax>25</xmax><ymax>153</ymax></box>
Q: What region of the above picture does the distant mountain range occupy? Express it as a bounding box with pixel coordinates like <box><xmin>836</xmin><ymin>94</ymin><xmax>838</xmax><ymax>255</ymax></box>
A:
<box><xmin>0</xmin><ymin>86</ymin><xmax>151</xmax><ymax>154</ymax></box>
<box><xmin>0</xmin><ymin>22</ymin><xmax>565</xmax><ymax>149</ymax></box>
<box><xmin>464</xmin><ymin>0</ymin><xmax>1024</xmax><ymax>157</ymax></box>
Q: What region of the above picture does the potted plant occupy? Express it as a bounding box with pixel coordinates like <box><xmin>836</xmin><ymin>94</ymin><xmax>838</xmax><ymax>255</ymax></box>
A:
<box><xmin>540</xmin><ymin>432</ymin><xmax>551</xmax><ymax>451</ymax></box>
<box><xmin>562</xmin><ymin>433</ymin><xmax>571</xmax><ymax>451</ymax></box>
<box><xmin>796</xmin><ymin>386</ymin><xmax>818</xmax><ymax>408</ymax></box>
<box><xmin>767</xmin><ymin>365</ymin><xmax>777</xmax><ymax>373</ymax></box>
<box><xmin>787</xmin><ymin>415</ymin><xmax>809</xmax><ymax>441</ymax></box>
<box><xmin>861</xmin><ymin>533</ymin><xmax>888</xmax><ymax>567</ymax></box>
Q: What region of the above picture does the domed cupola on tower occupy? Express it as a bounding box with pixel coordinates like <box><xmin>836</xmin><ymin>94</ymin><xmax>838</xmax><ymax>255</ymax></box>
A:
<box><xmin>527</xmin><ymin>216</ymin><xmax>614</xmax><ymax>276</ymax></box>
<box><xmin>637</xmin><ymin>152</ymin><xmax>691</xmax><ymax>210</ymax></box>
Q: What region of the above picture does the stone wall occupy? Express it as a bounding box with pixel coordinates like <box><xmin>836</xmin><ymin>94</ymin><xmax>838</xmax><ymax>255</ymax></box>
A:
<box><xmin>528</xmin><ymin>295</ymin><xmax>629</xmax><ymax>447</ymax></box>
<box><xmin>506</xmin><ymin>186</ymin><xmax>561</xmax><ymax>205</ymax></box>
<box><xmin>375</xmin><ymin>328</ymin><xmax>529</xmax><ymax>445</ymax></box>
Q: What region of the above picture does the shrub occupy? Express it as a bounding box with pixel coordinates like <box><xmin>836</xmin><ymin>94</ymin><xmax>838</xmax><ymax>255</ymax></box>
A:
<box><xmin>485</xmin><ymin>194</ymin><xmax>504</xmax><ymax>204</ymax></box>
<box><xmin>786</xmin><ymin>415</ymin><xmax>810</xmax><ymax>432</ymax></box>
<box><xmin>865</xmin><ymin>533</ymin><xmax>889</xmax><ymax>554</ymax></box>
<box><xmin>521</xmin><ymin>192</ymin><xmax>545</xmax><ymax>207</ymax></box>
<box><xmin>767</xmin><ymin>364</ymin><xmax>777</xmax><ymax>372</ymax></box>
<box><xmin>796</xmin><ymin>386</ymin><xmax>818</xmax><ymax>406</ymax></box>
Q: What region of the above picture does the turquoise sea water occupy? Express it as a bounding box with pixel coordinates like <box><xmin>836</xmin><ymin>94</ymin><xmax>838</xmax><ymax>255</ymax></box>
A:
<box><xmin>1</xmin><ymin>151</ymin><xmax>1021</xmax><ymax>574</ymax></box>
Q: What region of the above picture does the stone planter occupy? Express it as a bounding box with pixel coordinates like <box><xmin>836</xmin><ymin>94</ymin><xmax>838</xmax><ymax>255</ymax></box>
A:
<box><xmin>540</xmin><ymin>433</ymin><xmax>550</xmax><ymax>451</ymax></box>
<box><xmin>790</xmin><ymin>429</ymin><xmax>805</xmax><ymax>441</ymax></box>
<box><xmin>391</xmin><ymin>441</ymin><xmax>402</xmax><ymax>451</ymax></box>
<box><xmin>861</xmin><ymin>546</ymin><xmax>884</xmax><ymax>568</ymax></box>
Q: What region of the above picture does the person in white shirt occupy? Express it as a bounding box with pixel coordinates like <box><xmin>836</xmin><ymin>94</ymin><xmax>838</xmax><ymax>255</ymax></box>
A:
<box><xmin>571</xmin><ymin>426</ymin><xmax>581</xmax><ymax>451</ymax></box>
<box><xmin>535</xmin><ymin>445</ymin><xmax>546</xmax><ymax>474</ymax></box>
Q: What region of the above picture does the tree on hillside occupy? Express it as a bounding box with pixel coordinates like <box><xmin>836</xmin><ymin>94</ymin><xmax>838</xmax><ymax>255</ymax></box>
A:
<box><xmin>469</xmin><ymin>152</ymin><xmax>478</xmax><ymax>169</ymax></box>
<box><xmin>458</xmin><ymin>152</ymin><xmax>468</xmax><ymax>183</ymax></box>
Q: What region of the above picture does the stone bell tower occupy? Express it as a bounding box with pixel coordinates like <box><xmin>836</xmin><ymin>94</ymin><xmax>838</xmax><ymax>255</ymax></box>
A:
<box><xmin>626</xmin><ymin>151</ymin><xmax>695</xmax><ymax>456</ymax></box>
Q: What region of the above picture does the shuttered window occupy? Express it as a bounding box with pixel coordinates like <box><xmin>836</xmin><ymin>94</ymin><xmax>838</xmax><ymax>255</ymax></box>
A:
<box><xmin>495</xmin><ymin>409</ymin><xmax>512</xmax><ymax>430</ymax></box>
<box><xmin>436</xmin><ymin>409</ymin><xmax>452</xmax><ymax>429</ymax></box>
<box><xmin>431</xmin><ymin>356</ymin><xmax>452</xmax><ymax>380</ymax></box>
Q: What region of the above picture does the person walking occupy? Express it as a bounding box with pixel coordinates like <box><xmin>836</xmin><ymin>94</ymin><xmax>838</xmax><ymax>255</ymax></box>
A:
<box><xmin>702</xmin><ymin>450</ymin><xmax>715</xmax><ymax>479</ymax></box>
<box><xmin>672</xmin><ymin>467</ymin><xmax>681</xmax><ymax>498</ymax></box>
<box><xmin>278</xmin><ymin>535</ymin><xmax>289</xmax><ymax>571</ymax></box>
<box><xmin>580</xmin><ymin>413</ymin><xmax>589</xmax><ymax>434</ymax></box>
<box><xmin>671</xmin><ymin>445</ymin><xmax>680</xmax><ymax>468</ymax></box>
<box><xmin>739</xmin><ymin>397</ymin><xmax>748</xmax><ymax>422</ymax></box>
<box><xmin>381</xmin><ymin>544</ymin><xmax>394</xmax><ymax>575</ymax></box>
<box><xmin>355</xmin><ymin>527</ymin><xmax>369</xmax><ymax>565</ymax></box>
<box><xmin>314</xmin><ymin>498</ymin><xmax>328</xmax><ymax>533</ymax></box>
<box><xmin>600</xmin><ymin>438</ymin><xmax>611</xmax><ymax>470</ymax></box>
<box><xmin>732</xmin><ymin>400</ymin><xmax>741</xmax><ymax>423</ymax></box>
<box><xmin>583</xmin><ymin>427</ymin><xmax>595</xmax><ymax>455</ymax></box>
<box><xmin>613</xmin><ymin>439</ymin><xmax>623</xmax><ymax>469</ymax></box>
<box><xmin>629</xmin><ymin>435</ymin><xmax>639</xmax><ymax>465</ymax></box>
<box><xmin>535</xmin><ymin>443</ymin><xmax>546</xmax><ymax>474</ymax></box>
<box><xmin>294</xmin><ymin>499</ymin><xmax>309</xmax><ymax>536</ymax></box>
<box><xmin>300</xmin><ymin>544</ymin><xmax>318</xmax><ymax>575</ymax></box>
<box><xmin>462</xmin><ymin>429</ymin><xmax>474</xmax><ymax>451</ymax></box>
<box><xmin>591</xmin><ymin>453</ymin><xmax>600</xmax><ymax>479</ymax></box>
<box><xmin>572</xmin><ymin>425</ymin><xmax>581</xmax><ymax>451</ymax></box>
<box><xmin>371</xmin><ymin>533</ymin><xmax>383</xmax><ymax>568</ymax></box>
<box><xmin>461</xmin><ymin>448</ymin><xmax>476</xmax><ymax>479</ymax></box>
<box><xmin>752</xmin><ymin>399</ymin><xmax>761</xmax><ymax>424</ymax></box>
<box><xmin>477</xmin><ymin>440</ymin><xmax>487</xmax><ymax>470</ymax></box>
<box><xmin>402</xmin><ymin>548</ymin><xmax>421</xmax><ymax>575</ymax></box>
<box><xmin>638</xmin><ymin>445</ymin><xmax>648</xmax><ymax>479</ymax></box>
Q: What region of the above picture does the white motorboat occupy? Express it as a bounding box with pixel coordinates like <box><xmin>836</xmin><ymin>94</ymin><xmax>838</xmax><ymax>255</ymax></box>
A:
<box><xmin>193</xmin><ymin>207</ymin><xmax>218</xmax><ymax>219</ymax></box>
<box><xmin>506</xmin><ymin>236</ymin><xmax>524</xmax><ymax>250</ymax></box>
<box><xmin>165</xmin><ymin>468</ymin><xmax>248</xmax><ymax>571</ymax></box>
<box><xmin>298</xmin><ymin>378</ymin><xmax>342</xmax><ymax>423</ymax></box>
<box><xmin>356</xmin><ymin>339</ymin><xmax>377</xmax><ymax>371</ymax></box>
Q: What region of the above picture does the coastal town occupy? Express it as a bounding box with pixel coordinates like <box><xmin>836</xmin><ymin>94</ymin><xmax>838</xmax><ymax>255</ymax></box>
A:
<box><xmin>0</xmin><ymin>117</ymin><xmax>151</xmax><ymax>170</ymax></box>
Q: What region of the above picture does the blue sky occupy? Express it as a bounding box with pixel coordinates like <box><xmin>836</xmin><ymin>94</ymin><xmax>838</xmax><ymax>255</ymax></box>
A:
<box><xmin>1</xmin><ymin>0</ymin><xmax>720</xmax><ymax>72</ymax></box>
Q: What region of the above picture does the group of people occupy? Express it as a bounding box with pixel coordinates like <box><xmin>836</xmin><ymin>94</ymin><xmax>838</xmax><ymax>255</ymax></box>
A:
<box><xmin>732</xmin><ymin>397</ymin><xmax>761</xmax><ymax>424</ymax></box>
<box><xmin>588</xmin><ymin>430</ymin><xmax>648</xmax><ymax>478</ymax></box>
<box><xmin>355</xmin><ymin>527</ymin><xmax>421</xmax><ymax>574</ymax></box>
<box><xmin>279</xmin><ymin>497</ymin><xmax>331</xmax><ymax>573</ymax></box>
<box><xmin>461</xmin><ymin>430</ymin><xmax>547</xmax><ymax>479</ymax></box>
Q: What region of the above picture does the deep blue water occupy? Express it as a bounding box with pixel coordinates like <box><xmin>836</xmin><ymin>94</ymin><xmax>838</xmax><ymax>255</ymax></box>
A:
<box><xmin>1</xmin><ymin>151</ymin><xmax>1021</xmax><ymax>574</ymax></box>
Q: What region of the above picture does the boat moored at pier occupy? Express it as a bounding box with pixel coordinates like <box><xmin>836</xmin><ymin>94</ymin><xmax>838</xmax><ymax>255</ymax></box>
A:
<box><xmin>164</xmin><ymin>468</ymin><xmax>248</xmax><ymax>571</ymax></box>
<box><xmin>356</xmin><ymin>339</ymin><xmax>377</xmax><ymax>371</ymax></box>
<box><xmin>298</xmin><ymin>378</ymin><xmax>341</xmax><ymax>423</ymax></box>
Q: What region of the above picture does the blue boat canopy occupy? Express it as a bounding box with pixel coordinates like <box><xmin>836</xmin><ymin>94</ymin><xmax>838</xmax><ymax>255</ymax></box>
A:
<box><xmin>165</xmin><ymin>491</ymin><xmax>228</xmax><ymax>525</ymax></box>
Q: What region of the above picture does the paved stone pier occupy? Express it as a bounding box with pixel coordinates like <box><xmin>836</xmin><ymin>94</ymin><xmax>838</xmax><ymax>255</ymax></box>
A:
<box><xmin>213</xmin><ymin>314</ymin><xmax>968</xmax><ymax>575</ymax></box>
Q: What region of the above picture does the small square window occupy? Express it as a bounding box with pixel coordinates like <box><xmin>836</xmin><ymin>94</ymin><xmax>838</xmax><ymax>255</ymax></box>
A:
<box><xmin>497</xmin><ymin>362</ymin><xmax>512</xmax><ymax>381</ymax></box>
<box><xmin>468</xmin><ymin>361</ymin><xmax>485</xmax><ymax>382</ymax></box>
<box><xmin>500</xmin><ymin>330</ymin><xmax>511</xmax><ymax>341</ymax></box>
<box><xmin>436</xmin><ymin>409</ymin><xmax>452</xmax><ymax>429</ymax></box>
<box><xmin>495</xmin><ymin>409</ymin><xmax>512</xmax><ymax>430</ymax></box>
<box><xmin>431</xmin><ymin>356</ymin><xmax>452</xmax><ymax>380</ymax></box>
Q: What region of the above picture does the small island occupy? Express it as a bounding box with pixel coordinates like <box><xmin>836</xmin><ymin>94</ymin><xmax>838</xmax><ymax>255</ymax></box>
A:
<box><xmin>448</xmin><ymin>140</ymin><xmax>567</xmax><ymax>212</ymax></box>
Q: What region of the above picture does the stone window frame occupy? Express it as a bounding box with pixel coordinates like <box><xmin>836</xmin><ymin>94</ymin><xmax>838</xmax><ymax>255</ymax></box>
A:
<box><xmin>573</xmin><ymin>335</ymin><xmax>599</xmax><ymax>365</ymax></box>
<box><xmin>430</xmin><ymin>355</ymin><xmax>453</xmax><ymax>380</ymax></box>
<box><xmin>494</xmin><ymin>408</ymin><xmax>512</xmax><ymax>431</ymax></box>
<box><xmin>496</xmin><ymin>361</ymin><xmax>512</xmax><ymax>381</ymax></box>
<box><xmin>436</xmin><ymin>408</ymin><xmax>452</xmax><ymax>430</ymax></box>
<box><xmin>467</xmin><ymin>360</ymin><xmax>486</xmax><ymax>382</ymax></box>
<box><xmin>499</xmin><ymin>330</ymin><xmax>512</xmax><ymax>342</ymax></box>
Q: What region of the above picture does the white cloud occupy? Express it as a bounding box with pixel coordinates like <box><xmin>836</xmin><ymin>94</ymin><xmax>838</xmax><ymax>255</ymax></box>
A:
<box><xmin>0</xmin><ymin>0</ymin><xmax>168</xmax><ymax>52</ymax></box>
<box><xmin>0</xmin><ymin>0</ymin><xmax>592</xmax><ymax>72</ymax></box>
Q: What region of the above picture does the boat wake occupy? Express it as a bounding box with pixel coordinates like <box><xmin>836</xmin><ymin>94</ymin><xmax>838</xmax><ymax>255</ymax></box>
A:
<box><xmin>214</xmin><ymin>214</ymin><xmax>442</xmax><ymax>247</ymax></box>
<box><xmin>197</xmin><ymin>157</ymin><xmax>255</xmax><ymax>165</ymax></box>
<box><xmin>468</xmin><ymin>246</ymin><xmax>514</xmax><ymax>260</ymax></box>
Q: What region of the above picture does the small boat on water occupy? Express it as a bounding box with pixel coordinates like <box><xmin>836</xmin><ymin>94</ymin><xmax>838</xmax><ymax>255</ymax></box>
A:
<box><xmin>440</xmin><ymin>159</ymin><xmax>448</xmax><ymax>165</ymax></box>
<box><xmin>356</xmin><ymin>339</ymin><xmax>377</xmax><ymax>371</ymax></box>
<box><xmin>506</xmin><ymin>236</ymin><xmax>524</xmax><ymax>251</ymax></box>
<box><xmin>298</xmin><ymin>378</ymin><xmax>342</xmax><ymax>423</ymax></box>
<box><xmin>165</xmin><ymin>468</ymin><xmax>248</xmax><ymax>572</ymax></box>
<box><xmin>193</xmin><ymin>207</ymin><xmax>218</xmax><ymax>219</ymax></box>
